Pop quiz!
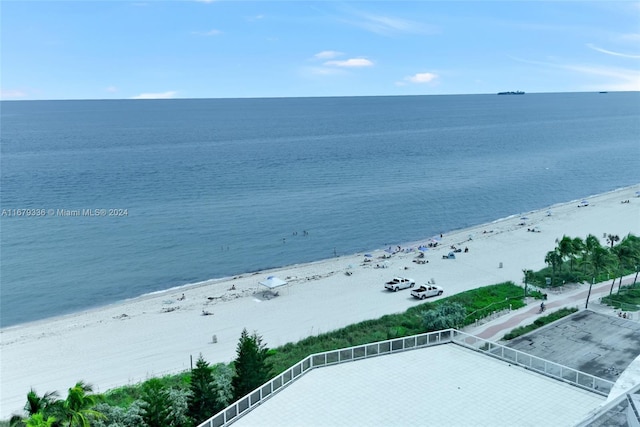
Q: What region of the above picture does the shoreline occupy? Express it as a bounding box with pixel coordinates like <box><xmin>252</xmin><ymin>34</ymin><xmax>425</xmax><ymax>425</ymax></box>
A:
<box><xmin>3</xmin><ymin>184</ymin><xmax>636</xmax><ymax>333</ymax></box>
<box><xmin>1</xmin><ymin>184</ymin><xmax>639</xmax><ymax>418</ymax></box>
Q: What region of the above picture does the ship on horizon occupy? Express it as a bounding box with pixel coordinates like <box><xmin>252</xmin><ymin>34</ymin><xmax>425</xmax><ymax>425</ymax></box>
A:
<box><xmin>497</xmin><ymin>90</ymin><xmax>525</xmax><ymax>95</ymax></box>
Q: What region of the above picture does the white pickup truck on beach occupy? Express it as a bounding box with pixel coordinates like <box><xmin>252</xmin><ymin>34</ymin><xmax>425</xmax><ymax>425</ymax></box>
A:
<box><xmin>411</xmin><ymin>284</ymin><xmax>444</xmax><ymax>299</ymax></box>
<box><xmin>384</xmin><ymin>277</ymin><xmax>415</xmax><ymax>292</ymax></box>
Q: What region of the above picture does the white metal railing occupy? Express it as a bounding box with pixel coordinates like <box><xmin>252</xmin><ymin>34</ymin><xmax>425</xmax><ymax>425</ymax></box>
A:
<box><xmin>197</xmin><ymin>329</ymin><xmax>453</xmax><ymax>427</ymax></box>
<box><xmin>198</xmin><ymin>328</ymin><xmax>614</xmax><ymax>426</ymax></box>
<box><xmin>451</xmin><ymin>330</ymin><xmax>615</xmax><ymax>396</ymax></box>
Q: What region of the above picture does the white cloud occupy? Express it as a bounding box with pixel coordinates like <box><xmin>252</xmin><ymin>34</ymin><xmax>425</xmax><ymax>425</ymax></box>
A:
<box><xmin>192</xmin><ymin>29</ymin><xmax>222</xmax><ymax>36</ymax></box>
<box><xmin>105</xmin><ymin>86</ymin><xmax>118</xmax><ymax>93</ymax></box>
<box><xmin>0</xmin><ymin>89</ymin><xmax>27</xmax><ymax>99</ymax></box>
<box><xmin>586</xmin><ymin>43</ymin><xmax>640</xmax><ymax>59</ymax></box>
<box><xmin>314</xmin><ymin>50</ymin><xmax>343</xmax><ymax>60</ymax></box>
<box><xmin>131</xmin><ymin>91</ymin><xmax>178</xmax><ymax>100</ymax></box>
<box><xmin>403</xmin><ymin>72</ymin><xmax>439</xmax><ymax>84</ymax></box>
<box><xmin>324</xmin><ymin>58</ymin><xmax>373</xmax><ymax>68</ymax></box>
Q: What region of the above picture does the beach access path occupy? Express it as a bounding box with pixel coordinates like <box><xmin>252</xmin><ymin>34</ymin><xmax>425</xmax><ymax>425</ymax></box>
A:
<box><xmin>1</xmin><ymin>186</ymin><xmax>639</xmax><ymax>419</ymax></box>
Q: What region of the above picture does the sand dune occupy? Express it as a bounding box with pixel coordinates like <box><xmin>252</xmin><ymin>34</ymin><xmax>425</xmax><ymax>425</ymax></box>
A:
<box><xmin>1</xmin><ymin>185</ymin><xmax>639</xmax><ymax>418</ymax></box>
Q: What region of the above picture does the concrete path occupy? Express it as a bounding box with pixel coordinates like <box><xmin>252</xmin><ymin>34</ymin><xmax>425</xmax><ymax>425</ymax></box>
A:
<box><xmin>466</xmin><ymin>274</ymin><xmax>638</xmax><ymax>341</ymax></box>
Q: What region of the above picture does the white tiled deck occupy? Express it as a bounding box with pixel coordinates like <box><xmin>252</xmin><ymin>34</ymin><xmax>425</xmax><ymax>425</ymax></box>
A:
<box><xmin>232</xmin><ymin>344</ymin><xmax>604</xmax><ymax>427</ymax></box>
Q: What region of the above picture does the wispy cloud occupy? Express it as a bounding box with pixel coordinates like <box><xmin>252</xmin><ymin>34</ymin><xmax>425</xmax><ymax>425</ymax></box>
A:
<box><xmin>192</xmin><ymin>29</ymin><xmax>222</xmax><ymax>36</ymax></box>
<box><xmin>131</xmin><ymin>91</ymin><xmax>178</xmax><ymax>100</ymax></box>
<box><xmin>586</xmin><ymin>43</ymin><xmax>640</xmax><ymax>59</ymax></box>
<box><xmin>313</xmin><ymin>50</ymin><xmax>344</xmax><ymax>60</ymax></box>
<box><xmin>511</xmin><ymin>56</ymin><xmax>640</xmax><ymax>91</ymax></box>
<box><xmin>619</xmin><ymin>33</ymin><xmax>640</xmax><ymax>43</ymax></box>
<box><xmin>340</xmin><ymin>9</ymin><xmax>436</xmax><ymax>36</ymax></box>
<box><xmin>0</xmin><ymin>89</ymin><xmax>28</xmax><ymax>99</ymax></box>
<box><xmin>105</xmin><ymin>86</ymin><xmax>118</xmax><ymax>94</ymax></box>
<box><xmin>560</xmin><ymin>63</ymin><xmax>640</xmax><ymax>91</ymax></box>
<box><xmin>324</xmin><ymin>58</ymin><xmax>373</xmax><ymax>68</ymax></box>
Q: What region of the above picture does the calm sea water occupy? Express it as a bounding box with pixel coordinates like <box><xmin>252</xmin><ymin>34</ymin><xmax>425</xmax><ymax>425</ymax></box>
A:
<box><xmin>1</xmin><ymin>92</ymin><xmax>639</xmax><ymax>327</ymax></box>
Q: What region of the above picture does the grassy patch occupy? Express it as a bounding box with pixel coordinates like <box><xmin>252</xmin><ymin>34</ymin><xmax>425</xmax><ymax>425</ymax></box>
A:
<box><xmin>502</xmin><ymin>307</ymin><xmax>579</xmax><ymax>340</ymax></box>
<box><xmin>267</xmin><ymin>282</ymin><xmax>524</xmax><ymax>373</ymax></box>
<box><xmin>103</xmin><ymin>372</ymin><xmax>191</xmax><ymax>408</ymax></box>
<box><xmin>17</xmin><ymin>282</ymin><xmax>528</xmax><ymax>417</ymax></box>
<box><xmin>601</xmin><ymin>283</ymin><xmax>640</xmax><ymax>311</ymax></box>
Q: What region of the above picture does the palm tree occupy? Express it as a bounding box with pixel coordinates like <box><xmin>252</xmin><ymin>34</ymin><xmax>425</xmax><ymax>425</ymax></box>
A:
<box><xmin>60</xmin><ymin>381</ymin><xmax>104</xmax><ymax>427</ymax></box>
<box><xmin>606</xmin><ymin>233</ymin><xmax>620</xmax><ymax>249</ymax></box>
<box><xmin>10</xmin><ymin>389</ymin><xmax>60</xmax><ymax>427</ymax></box>
<box><xmin>590</xmin><ymin>246</ymin><xmax>611</xmax><ymax>283</ymax></box>
<box><xmin>25</xmin><ymin>413</ymin><xmax>57</xmax><ymax>427</ymax></box>
<box><xmin>557</xmin><ymin>236</ymin><xmax>574</xmax><ymax>271</ymax></box>
<box><xmin>584</xmin><ymin>234</ymin><xmax>601</xmax><ymax>275</ymax></box>
<box><xmin>24</xmin><ymin>389</ymin><xmax>60</xmax><ymax>417</ymax></box>
<box><xmin>571</xmin><ymin>237</ymin><xmax>585</xmax><ymax>272</ymax></box>
<box><xmin>612</xmin><ymin>239</ymin><xmax>640</xmax><ymax>294</ymax></box>
<box><xmin>545</xmin><ymin>250</ymin><xmax>562</xmax><ymax>281</ymax></box>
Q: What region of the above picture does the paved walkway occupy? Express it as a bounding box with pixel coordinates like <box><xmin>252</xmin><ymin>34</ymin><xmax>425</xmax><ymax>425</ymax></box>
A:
<box><xmin>466</xmin><ymin>274</ymin><xmax>638</xmax><ymax>341</ymax></box>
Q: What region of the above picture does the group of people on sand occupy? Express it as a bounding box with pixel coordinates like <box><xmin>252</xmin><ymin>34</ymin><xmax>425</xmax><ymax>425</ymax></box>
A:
<box><xmin>618</xmin><ymin>311</ymin><xmax>630</xmax><ymax>319</ymax></box>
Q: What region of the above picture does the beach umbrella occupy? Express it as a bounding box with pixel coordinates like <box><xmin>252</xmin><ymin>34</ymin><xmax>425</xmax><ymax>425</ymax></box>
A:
<box><xmin>520</xmin><ymin>216</ymin><xmax>529</xmax><ymax>220</ymax></box>
<box><xmin>635</xmin><ymin>191</ymin><xmax>640</xmax><ymax>197</ymax></box>
<box><xmin>418</xmin><ymin>245</ymin><xmax>428</xmax><ymax>251</ymax></box>
<box><xmin>364</xmin><ymin>253</ymin><xmax>372</xmax><ymax>257</ymax></box>
<box><xmin>385</xmin><ymin>247</ymin><xmax>394</xmax><ymax>254</ymax></box>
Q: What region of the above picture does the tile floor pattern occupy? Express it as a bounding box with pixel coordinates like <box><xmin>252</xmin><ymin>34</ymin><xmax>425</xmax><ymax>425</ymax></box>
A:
<box><xmin>231</xmin><ymin>345</ymin><xmax>604</xmax><ymax>427</ymax></box>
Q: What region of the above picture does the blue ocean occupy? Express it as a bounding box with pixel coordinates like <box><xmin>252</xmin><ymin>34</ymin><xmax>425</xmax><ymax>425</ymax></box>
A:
<box><xmin>1</xmin><ymin>92</ymin><xmax>639</xmax><ymax>327</ymax></box>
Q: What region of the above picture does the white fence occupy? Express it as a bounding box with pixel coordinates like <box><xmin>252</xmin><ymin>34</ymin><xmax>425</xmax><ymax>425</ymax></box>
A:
<box><xmin>451</xmin><ymin>330</ymin><xmax>614</xmax><ymax>396</ymax></box>
<box><xmin>197</xmin><ymin>330</ymin><xmax>452</xmax><ymax>427</ymax></box>
<box><xmin>198</xmin><ymin>328</ymin><xmax>613</xmax><ymax>427</ymax></box>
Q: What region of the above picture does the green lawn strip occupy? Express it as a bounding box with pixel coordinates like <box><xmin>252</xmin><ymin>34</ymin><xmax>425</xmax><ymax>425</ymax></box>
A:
<box><xmin>267</xmin><ymin>281</ymin><xmax>525</xmax><ymax>374</ymax></box>
<box><xmin>601</xmin><ymin>283</ymin><xmax>640</xmax><ymax>311</ymax></box>
<box><xmin>100</xmin><ymin>282</ymin><xmax>526</xmax><ymax>408</ymax></box>
<box><xmin>102</xmin><ymin>372</ymin><xmax>191</xmax><ymax>409</ymax></box>
<box><xmin>502</xmin><ymin>307</ymin><xmax>579</xmax><ymax>341</ymax></box>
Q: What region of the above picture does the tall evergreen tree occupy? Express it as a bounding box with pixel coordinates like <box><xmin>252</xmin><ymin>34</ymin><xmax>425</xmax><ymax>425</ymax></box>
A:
<box><xmin>188</xmin><ymin>355</ymin><xmax>218</xmax><ymax>424</ymax></box>
<box><xmin>140</xmin><ymin>378</ymin><xmax>191</xmax><ymax>427</ymax></box>
<box><xmin>231</xmin><ymin>329</ymin><xmax>272</xmax><ymax>401</ymax></box>
<box><xmin>140</xmin><ymin>379</ymin><xmax>171</xmax><ymax>427</ymax></box>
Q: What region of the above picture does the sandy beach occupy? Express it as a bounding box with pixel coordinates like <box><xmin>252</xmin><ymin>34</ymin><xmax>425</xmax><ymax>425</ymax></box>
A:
<box><xmin>1</xmin><ymin>185</ymin><xmax>639</xmax><ymax>419</ymax></box>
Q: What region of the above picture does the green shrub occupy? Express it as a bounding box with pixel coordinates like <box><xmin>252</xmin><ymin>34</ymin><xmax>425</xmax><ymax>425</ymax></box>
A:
<box><xmin>502</xmin><ymin>307</ymin><xmax>578</xmax><ymax>340</ymax></box>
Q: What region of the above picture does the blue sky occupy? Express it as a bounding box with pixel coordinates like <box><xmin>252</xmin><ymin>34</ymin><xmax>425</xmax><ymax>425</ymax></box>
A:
<box><xmin>2</xmin><ymin>1</ymin><xmax>639</xmax><ymax>100</ymax></box>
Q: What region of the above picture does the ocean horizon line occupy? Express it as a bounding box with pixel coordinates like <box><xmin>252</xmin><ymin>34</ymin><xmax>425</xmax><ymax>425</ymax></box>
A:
<box><xmin>3</xmin><ymin>90</ymin><xmax>637</xmax><ymax>103</ymax></box>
